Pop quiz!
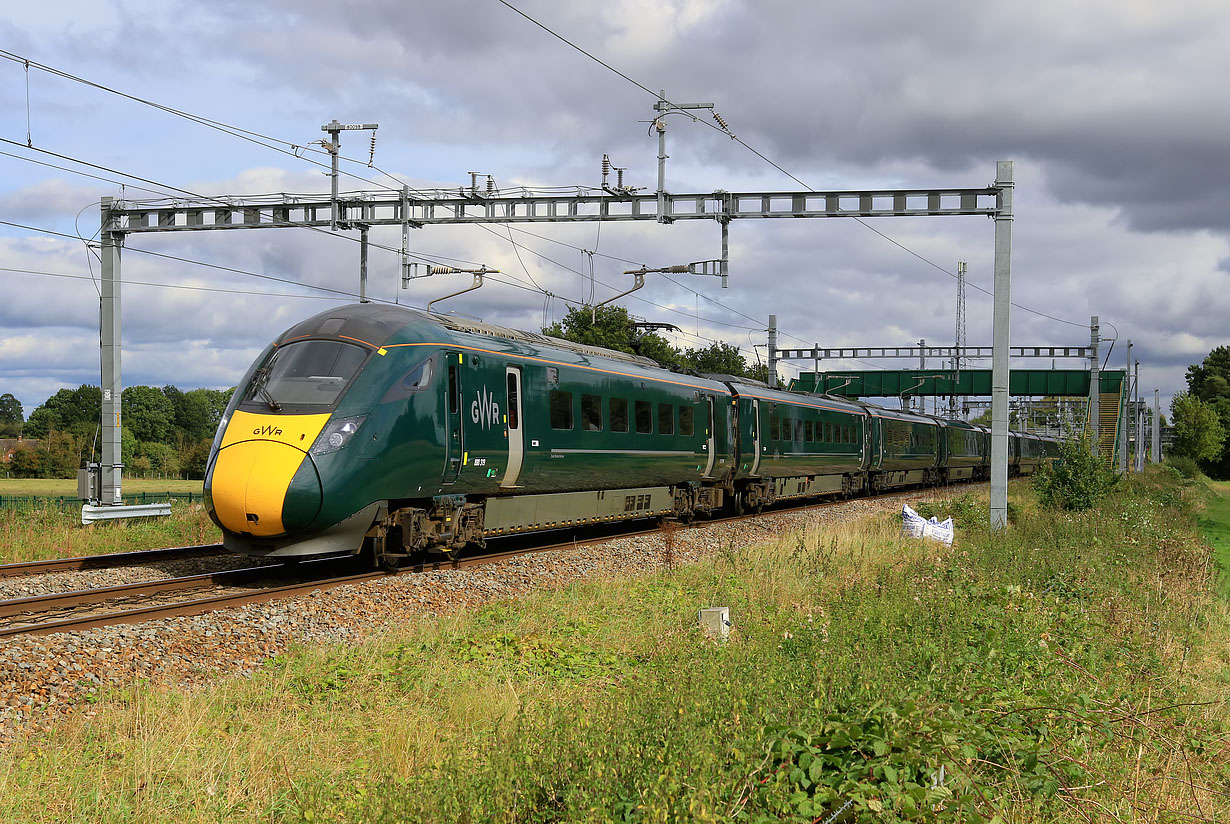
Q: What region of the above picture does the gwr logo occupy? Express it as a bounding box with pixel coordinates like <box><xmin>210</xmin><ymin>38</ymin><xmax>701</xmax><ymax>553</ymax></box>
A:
<box><xmin>471</xmin><ymin>387</ymin><xmax>502</xmax><ymax>430</ymax></box>
<box><xmin>253</xmin><ymin>424</ymin><xmax>284</xmax><ymax>436</ymax></box>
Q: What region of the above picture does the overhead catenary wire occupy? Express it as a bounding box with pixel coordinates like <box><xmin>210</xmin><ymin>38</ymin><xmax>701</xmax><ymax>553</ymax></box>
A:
<box><xmin>3</xmin><ymin>39</ymin><xmax>1079</xmax><ymax>377</ymax></box>
<box><xmin>0</xmin><ymin>47</ymin><xmax>795</xmax><ymax>351</ymax></box>
<box><xmin>495</xmin><ymin>0</ymin><xmax>1089</xmax><ymax>332</ymax></box>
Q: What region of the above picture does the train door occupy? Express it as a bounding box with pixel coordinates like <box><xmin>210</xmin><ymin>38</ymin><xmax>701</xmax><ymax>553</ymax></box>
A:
<box><xmin>443</xmin><ymin>352</ymin><xmax>464</xmax><ymax>484</ymax></box>
<box><xmin>702</xmin><ymin>396</ymin><xmax>716</xmax><ymax>478</ymax></box>
<box><xmin>750</xmin><ymin>398</ymin><xmax>762</xmax><ymax>475</ymax></box>
<box><xmin>865</xmin><ymin>415</ymin><xmax>877</xmax><ymax>468</ymax></box>
<box><xmin>500</xmin><ymin>366</ymin><xmax>524</xmax><ymax>488</ymax></box>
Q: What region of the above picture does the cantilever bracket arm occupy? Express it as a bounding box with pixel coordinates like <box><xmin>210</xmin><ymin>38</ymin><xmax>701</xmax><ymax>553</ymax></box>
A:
<box><xmin>426</xmin><ymin>267</ymin><xmax>494</xmax><ymax>313</ymax></box>
<box><xmin>592</xmin><ymin>272</ymin><xmax>646</xmax><ymax>322</ymax></box>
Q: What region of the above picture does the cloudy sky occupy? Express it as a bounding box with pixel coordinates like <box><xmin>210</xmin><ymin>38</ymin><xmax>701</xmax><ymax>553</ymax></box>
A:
<box><xmin>1</xmin><ymin>0</ymin><xmax>1226</xmax><ymax>422</ymax></box>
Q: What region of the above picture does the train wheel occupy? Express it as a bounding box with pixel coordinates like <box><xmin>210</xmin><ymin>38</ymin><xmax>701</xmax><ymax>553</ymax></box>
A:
<box><xmin>733</xmin><ymin>491</ymin><xmax>746</xmax><ymax>516</ymax></box>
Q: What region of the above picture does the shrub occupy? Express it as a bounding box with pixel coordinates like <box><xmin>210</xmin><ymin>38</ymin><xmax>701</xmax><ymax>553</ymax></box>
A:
<box><xmin>1164</xmin><ymin>454</ymin><xmax>1203</xmax><ymax>479</ymax></box>
<box><xmin>1032</xmin><ymin>440</ymin><xmax>1118</xmax><ymax>511</ymax></box>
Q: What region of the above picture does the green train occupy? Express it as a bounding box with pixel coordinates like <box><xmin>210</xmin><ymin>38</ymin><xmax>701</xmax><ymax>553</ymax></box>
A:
<box><xmin>203</xmin><ymin>304</ymin><xmax>1060</xmax><ymax>567</ymax></box>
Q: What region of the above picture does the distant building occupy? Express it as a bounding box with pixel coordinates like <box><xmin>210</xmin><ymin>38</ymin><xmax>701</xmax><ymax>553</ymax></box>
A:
<box><xmin>0</xmin><ymin>438</ymin><xmax>40</xmax><ymax>463</ymax></box>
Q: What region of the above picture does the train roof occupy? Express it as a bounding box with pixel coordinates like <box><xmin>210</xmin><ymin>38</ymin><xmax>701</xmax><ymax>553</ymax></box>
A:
<box><xmin>281</xmin><ymin>303</ymin><xmax>673</xmax><ymax>371</ymax></box>
<box><xmin>429</xmin><ymin>313</ymin><xmax>664</xmax><ymax>370</ymax></box>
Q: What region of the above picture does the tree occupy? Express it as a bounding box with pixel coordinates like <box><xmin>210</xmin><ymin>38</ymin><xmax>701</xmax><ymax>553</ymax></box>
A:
<box><xmin>122</xmin><ymin>386</ymin><xmax>176</xmax><ymax>443</ymax></box>
<box><xmin>1186</xmin><ymin>346</ymin><xmax>1230</xmax><ymax>402</ymax></box>
<box><xmin>184</xmin><ymin>388</ymin><xmax>231</xmax><ymax>438</ymax></box>
<box><xmin>8</xmin><ymin>444</ymin><xmax>41</xmax><ymax>478</ymax></box>
<box><xmin>23</xmin><ymin>385</ymin><xmax>100</xmax><ymax>439</ymax></box>
<box><xmin>0</xmin><ymin>393</ymin><xmax>23</xmax><ymax>425</ymax></box>
<box><xmin>0</xmin><ymin>393</ymin><xmax>22</xmax><ymax>438</ymax></box>
<box><xmin>1184</xmin><ymin>347</ymin><xmax>1230</xmax><ymax>478</ymax></box>
<box><xmin>1170</xmin><ymin>391</ymin><xmax>1226</xmax><ymax>463</ymax></box>
<box><xmin>544</xmin><ymin>305</ymin><xmax>680</xmax><ymax>367</ymax></box>
<box><xmin>1033</xmin><ymin>439</ymin><xmax>1118</xmax><ymax>511</ymax></box>
<box><xmin>680</xmin><ymin>342</ymin><xmax>750</xmax><ymax>377</ymax></box>
<box><xmin>181</xmin><ymin>439</ymin><xmax>213</xmax><ymax>480</ymax></box>
<box><xmin>139</xmin><ymin>441</ymin><xmax>180</xmax><ymax>477</ymax></box>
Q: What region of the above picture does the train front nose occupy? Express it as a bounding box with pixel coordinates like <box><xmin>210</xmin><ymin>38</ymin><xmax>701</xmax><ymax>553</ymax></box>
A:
<box><xmin>206</xmin><ymin>412</ymin><xmax>330</xmax><ymax>537</ymax></box>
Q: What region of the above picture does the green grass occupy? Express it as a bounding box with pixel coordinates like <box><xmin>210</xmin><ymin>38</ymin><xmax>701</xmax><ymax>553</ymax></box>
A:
<box><xmin>0</xmin><ymin>477</ymin><xmax>203</xmax><ymax>496</ymax></box>
<box><xmin>1199</xmin><ymin>481</ymin><xmax>1230</xmax><ymax>598</ymax></box>
<box><xmin>0</xmin><ymin>504</ymin><xmax>220</xmax><ymax>564</ymax></box>
<box><xmin>0</xmin><ymin>470</ymin><xmax>1226</xmax><ymax>822</ymax></box>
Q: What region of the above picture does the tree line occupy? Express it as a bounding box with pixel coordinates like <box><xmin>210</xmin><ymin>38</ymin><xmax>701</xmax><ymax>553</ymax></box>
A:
<box><xmin>1</xmin><ymin>385</ymin><xmax>231</xmax><ymax>480</ymax></box>
<box><xmin>1170</xmin><ymin>345</ymin><xmax>1230</xmax><ymax>478</ymax></box>
<box><xmin>543</xmin><ymin>305</ymin><xmax>770</xmax><ymax>382</ymax></box>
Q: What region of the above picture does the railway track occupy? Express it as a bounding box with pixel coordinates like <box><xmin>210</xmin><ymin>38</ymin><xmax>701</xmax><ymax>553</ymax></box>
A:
<box><xmin>0</xmin><ymin>484</ymin><xmax>975</xmax><ymax>639</ymax></box>
<box><xmin>0</xmin><ymin>543</ymin><xmax>227</xmax><ymax>579</ymax></box>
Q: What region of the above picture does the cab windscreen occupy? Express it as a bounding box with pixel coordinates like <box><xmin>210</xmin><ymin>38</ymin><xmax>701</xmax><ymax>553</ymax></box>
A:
<box><xmin>241</xmin><ymin>340</ymin><xmax>368</xmax><ymax>413</ymax></box>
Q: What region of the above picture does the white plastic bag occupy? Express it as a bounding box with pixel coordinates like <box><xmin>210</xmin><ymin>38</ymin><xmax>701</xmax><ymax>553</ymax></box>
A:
<box><xmin>902</xmin><ymin>504</ymin><xmax>955</xmax><ymax>545</ymax></box>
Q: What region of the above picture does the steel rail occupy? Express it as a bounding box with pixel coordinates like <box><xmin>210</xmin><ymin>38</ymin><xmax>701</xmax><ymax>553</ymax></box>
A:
<box><xmin>0</xmin><ymin>481</ymin><xmax>988</xmax><ymax>638</ymax></box>
<box><xmin>0</xmin><ymin>559</ymin><xmax>371</xmax><ymax>639</ymax></box>
<box><xmin>0</xmin><ymin>561</ymin><xmax>294</xmax><ymax>619</ymax></box>
<box><xmin>0</xmin><ymin>544</ymin><xmax>226</xmax><ymax>579</ymax></box>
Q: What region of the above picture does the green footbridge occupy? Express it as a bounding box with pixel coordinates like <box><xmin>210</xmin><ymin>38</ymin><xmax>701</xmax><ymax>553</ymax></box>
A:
<box><xmin>788</xmin><ymin>368</ymin><xmax>1127</xmax><ymax>468</ymax></box>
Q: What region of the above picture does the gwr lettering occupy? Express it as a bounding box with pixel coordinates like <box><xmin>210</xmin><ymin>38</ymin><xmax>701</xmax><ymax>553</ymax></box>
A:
<box><xmin>253</xmin><ymin>425</ymin><xmax>284</xmax><ymax>436</ymax></box>
<box><xmin>470</xmin><ymin>387</ymin><xmax>502</xmax><ymax>429</ymax></box>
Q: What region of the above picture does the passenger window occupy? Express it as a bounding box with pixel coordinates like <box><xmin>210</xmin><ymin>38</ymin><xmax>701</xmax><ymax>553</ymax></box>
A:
<box><xmin>679</xmin><ymin>406</ymin><xmax>694</xmax><ymax>436</ymax></box>
<box><xmin>635</xmin><ymin>400</ymin><xmax>652</xmax><ymax>434</ymax></box>
<box><xmin>658</xmin><ymin>403</ymin><xmax>674</xmax><ymax>435</ymax></box>
<box><xmin>549</xmin><ymin>390</ymin><xmax>573</xmax><ymax>430</ymax></box>
<box><xmin>581</xmin><ymin>394</ymin><xmax>602</xmax><ymax>431</ymax></box>
<box><xmin>805</xmin><ymin>421</ymin><xmax>813</xmax><ymax>442</ymax></box>
<box><xmin>823</xmin><ymin>422</ymin><xmax>831</xmax><ymax>442</ymax></box>
<box><xmin>782</xmin><ymin>418</ymin><xmax>792</xmax><ymax>440</ymax></box>
<box><xmin>770</xmin><ymin>416</ymin><xmax>780</xmax><ymax>440</ymax></box>
<box><xmin>404</xmin><ymin>360</ymin><xmax>432</xmax><ymax>390</ymax></box>
<box><xmin>610</xmin><ymin>397</ymin><xmax>629</xmax><ymax>432</ymax></box>
<box><xmin>448</xmin><ymin>364</ymin><xmax>459</xmax><ymax>414</ymax></box>
<box><xmin>794</xmin><ymin>419</ymin><xmax>804</xmax><ymax>442</ymax></box>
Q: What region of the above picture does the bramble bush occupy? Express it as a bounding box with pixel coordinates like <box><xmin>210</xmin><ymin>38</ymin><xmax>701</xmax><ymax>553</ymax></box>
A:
<box><xmin>1032</xmin><ymin>440</ymin><xmax>1118</xmax><ymax>511</ymax></box>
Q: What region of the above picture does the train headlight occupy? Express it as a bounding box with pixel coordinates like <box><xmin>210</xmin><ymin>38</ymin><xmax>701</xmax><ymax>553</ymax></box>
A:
<box><xmin>310</xmin><ymin>415</ymin><xmax>367</xmax><ymax>455</ymax></box>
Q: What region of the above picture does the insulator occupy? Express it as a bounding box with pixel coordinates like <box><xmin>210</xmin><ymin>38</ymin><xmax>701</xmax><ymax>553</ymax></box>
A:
<box><xmin>601</xmin><ymin>154</ymin><xmax>610</xmax><ymax>178</ymax></box>
<box><xmin>713</xmin><ymin>111</ymin><xmax>730</xmax><ymax>131</ymax></box>
<box><xmin>616</xmin><ymin>168</ymin><xmax>625</xmax><ymax>188</ymax></box>
<box><xmin>665</xmin><ymin>265</ymin><xmax>691</xmax><ymax>274</ymax></box>
<box><xmin>428</xmin><ymin>265</ymin><xmax>457</xmax><ymax>275</ymax></box>
<box><xmin>367</xmin><ymin>132</ymin><xmax>377</xmax><ymax>167</ymax></box>
<box><xmin>486</xmin><ymin>175</ymin><xmax>495</xmax><ymax>195</ymax></box>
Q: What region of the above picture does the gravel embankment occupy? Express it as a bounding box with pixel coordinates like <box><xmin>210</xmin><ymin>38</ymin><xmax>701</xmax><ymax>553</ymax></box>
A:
<box><xmin>0</xmin><ymin>554</ymin><xmax>274</xmax><ymax>601</ymax></box>
<box><xmin>0</xmin><ymin>488</ymin><xmax>978</xmax><ymax>744</ymax></box>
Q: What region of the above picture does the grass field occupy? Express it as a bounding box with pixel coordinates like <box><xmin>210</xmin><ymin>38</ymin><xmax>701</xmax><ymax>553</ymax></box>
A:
<box><xmin>0</xmin><ymin>468</ymin><xmax>1225</xmax><ymax>822</ymax></box>
<box><xmin>1199</xmin><ymin>480</ymin><xmax>1230</xmax><ymax>597</ymax></box>
<box><xmin>0</xmin><ymin>477</ymin><xmax>203</xmax><ymax>496</ymax></box>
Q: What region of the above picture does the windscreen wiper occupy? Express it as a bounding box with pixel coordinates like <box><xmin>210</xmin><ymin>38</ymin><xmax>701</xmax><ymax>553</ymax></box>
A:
<box><xmin>251</xmin><ymin>368</ymin><xmax>282</xmax><ymax>412</ymax></box>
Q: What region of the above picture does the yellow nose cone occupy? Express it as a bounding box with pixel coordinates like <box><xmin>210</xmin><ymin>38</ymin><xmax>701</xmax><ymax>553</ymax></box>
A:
<box><xmin>209</xmin><ymin>411</ymin><xmax>331</xmax><ymax>536</ymax></box>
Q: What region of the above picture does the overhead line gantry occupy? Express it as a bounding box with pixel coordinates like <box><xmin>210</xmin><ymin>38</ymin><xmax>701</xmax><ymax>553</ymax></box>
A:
<box><xmin>94</xmin><ymin>161</ymin><xmax>1018</xmax><ymax>528</ymax></box>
